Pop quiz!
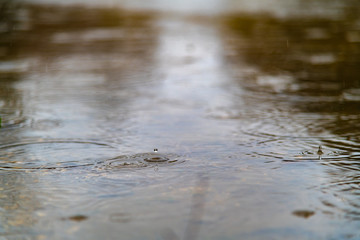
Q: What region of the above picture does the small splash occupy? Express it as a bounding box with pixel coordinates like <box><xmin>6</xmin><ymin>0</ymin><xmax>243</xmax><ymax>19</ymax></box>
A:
<box><xmin>144</xmin><ymin>155</ymin><xmax>169</xmax><ymax>163</ymax></box>
<box><xmin>97</xmin><ymin>151</ymin><xmax>183</xmax><ymax>170</ymax></box>
<box><xmin>287</xmin><ymin>145</ymin><xmax>349</xmax><ymax>162</ymax></box>
<box><xmin>107</xmin><ymin>160</ymin><xmax>147</xmax><ymax>169</ymax></box>
<box><xmin>144</xmin><ymin>149</ymin><xmax>170</xmax><ymax>162</ymax></box>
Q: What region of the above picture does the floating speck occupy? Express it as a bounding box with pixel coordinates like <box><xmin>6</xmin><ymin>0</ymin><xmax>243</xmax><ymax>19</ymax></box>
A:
<box><xmin>63</xmin><ymin>215</ymin><xmax>88</xmax><ymax>222</ymax></box>
<box><xmin>292</xmin><ymin>210</ymin><xmax>315</xmax><ymax>219</ymax></box>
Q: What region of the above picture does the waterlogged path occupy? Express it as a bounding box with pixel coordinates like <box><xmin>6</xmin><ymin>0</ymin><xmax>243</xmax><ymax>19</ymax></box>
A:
<box><xmin>1</xmin><ymin>2</ymin><xmax>360</xmax><ymax>239</ymax></box>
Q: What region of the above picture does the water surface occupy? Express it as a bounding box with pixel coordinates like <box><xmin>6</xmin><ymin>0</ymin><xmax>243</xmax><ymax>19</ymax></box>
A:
<box><xmin>1</xmin><ymin>1</ymin><xmax>360</xmax><ymax>239</ymax></box>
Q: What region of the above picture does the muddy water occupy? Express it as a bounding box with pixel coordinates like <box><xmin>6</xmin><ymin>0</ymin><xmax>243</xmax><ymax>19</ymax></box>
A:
<box><xmin>1</xmin><ymin>1</ymin><xmax>360</xmax><ymax>239</ymax></box>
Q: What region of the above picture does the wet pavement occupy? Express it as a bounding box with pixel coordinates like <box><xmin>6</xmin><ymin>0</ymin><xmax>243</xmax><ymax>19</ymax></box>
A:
<box><xmin>1</xmin><ymin>1</ymin><xmax>360</xmax><ymax>239</ymax></box>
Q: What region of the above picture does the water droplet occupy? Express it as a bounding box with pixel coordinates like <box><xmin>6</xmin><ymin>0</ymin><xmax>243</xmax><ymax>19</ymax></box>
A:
<box><xmin>317</xmin><ymin>145</ymin><xmax>323</xmax><ymax>155</ymax></box>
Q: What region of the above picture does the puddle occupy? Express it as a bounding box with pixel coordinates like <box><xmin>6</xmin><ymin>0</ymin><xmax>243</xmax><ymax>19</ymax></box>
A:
<box><xmin>1</xmin><ymin>1</ymin><xmax>360</xmax><ymax>239</ymax></box>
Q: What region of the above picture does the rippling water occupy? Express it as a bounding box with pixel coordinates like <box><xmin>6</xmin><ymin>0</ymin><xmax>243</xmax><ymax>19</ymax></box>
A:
<box><xmin>1</xmin><ymin>1</ymin><xmax>360</xmax><ymax>239</ymax></box>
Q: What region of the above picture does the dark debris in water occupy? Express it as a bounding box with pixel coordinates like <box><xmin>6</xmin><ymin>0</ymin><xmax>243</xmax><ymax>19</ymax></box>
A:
<box><xmin>292</xmin><ymin>210</ymin><xmax>315</xmax><ymax>219</ymax></box>
<box><xmin>62</xmin><ymin>215</ymin><xmax>89</xmax><ymax>222</ymax></box>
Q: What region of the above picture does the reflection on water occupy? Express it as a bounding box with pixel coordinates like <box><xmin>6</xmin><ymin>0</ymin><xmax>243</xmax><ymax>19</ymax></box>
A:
<box><xmin>1</xmin><ymin>1</ymin><xmax>360</xmax><ymax>239</ymax></box>
<box><xmin>223</xmin><ymin>4</ymin><xmax>360</xmax><ymax>229</ymax></box>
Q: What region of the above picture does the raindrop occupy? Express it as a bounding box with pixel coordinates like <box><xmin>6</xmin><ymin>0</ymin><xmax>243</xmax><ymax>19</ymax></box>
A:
<box><xmin>97</xmin><ymin>152</ymin><xmax>183</xmax><ymax>170</ymax></box>
<box><xmin>317</xmin><ymin>145</ymin><xmax>323</xmax><ymax>155</ymax></box>
<box><xmin>317</xmin><ymin>145</ymin><xmax>324</xmax><ymax>160</ymax></box>
<box><xmin>145</xmin><ymin>149</ymin><xmax>169</xmax><ymax>162</ymax></box>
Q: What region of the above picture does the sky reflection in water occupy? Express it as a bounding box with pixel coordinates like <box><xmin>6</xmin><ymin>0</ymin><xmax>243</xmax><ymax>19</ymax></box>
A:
<box><xmin>0</xmin><ymin>1</ymin><xmax>360</xmax><ymax>239</ymax></box>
